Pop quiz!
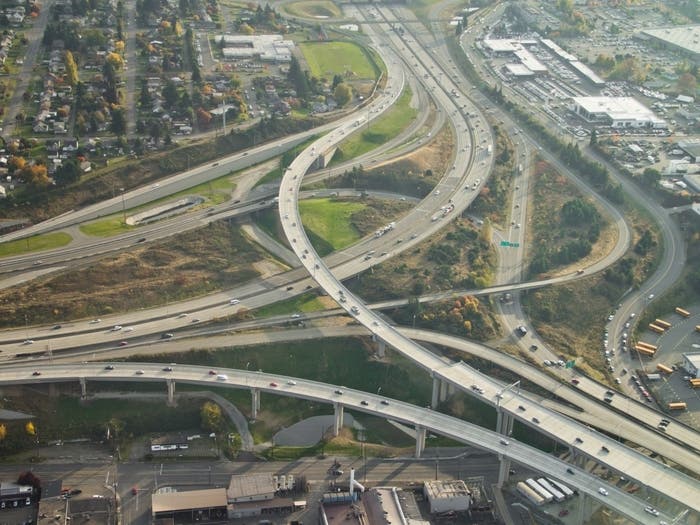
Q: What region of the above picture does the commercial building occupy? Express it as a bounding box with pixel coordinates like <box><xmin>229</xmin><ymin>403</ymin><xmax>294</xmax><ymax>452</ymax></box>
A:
<box><xmin>423</xmin><ymin>480</ymin><xmax>471</xmax><ymax>514</ymax></box>
<box><xmin>571</xmin><ymin>97</ymin><xmax>667</xmax><ymax>129</ymax></box>
<box><xmin>640</xmin><ymin>26</ymin><xmax>700</xmax><ymax>63</ymax></box>
<box><xmin>215</xmin><ymin>34</ymin><xmax>294</xmax><ymax>62</ymax></box>
<box><xmin>151</xmin><ymin>488</ymin><xmax>228</xmax><ymax>522</ymax></box>
<box><xmin>226</xmin><ymin>473</ymin><xmax>302</xmax><ymax>519</ymax></box>
<box><xmin>682</xmin><ymin>352</ymin><xmax>700</xmax><ymax>378</ymax></box>
<box><xmin>678</xmin><ymin>140</ymin><xmax>700</xmax><ymax>163</ymax></box>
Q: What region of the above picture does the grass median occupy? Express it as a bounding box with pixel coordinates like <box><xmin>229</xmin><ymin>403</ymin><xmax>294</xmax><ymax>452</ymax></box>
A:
<box><xmin>0</xmin><ymin>232</ymin><xmax>72</xmax><ymax>258</ymax></box>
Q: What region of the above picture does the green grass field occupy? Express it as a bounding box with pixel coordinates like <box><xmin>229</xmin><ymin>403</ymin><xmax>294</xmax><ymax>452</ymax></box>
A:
<box><xmin>80</xmin><ymin>177</ymin><xmax>236</xmax><ymax>237</ymax></box>
<box><xmin>299</xmin><ymin>41</ymin><xmax>377</xmax><ymax>80</ymax></box>
<box><xmin>334</xmin><ymin>88</ymin><xmax>416</xmax><ymax>162</ymax></box>
<box><xmin>299</xmin><ymin>198</ymin><xmax>364</xmax><ymax>250</ymax></box>
<box><xmin>0</xmin><ymin>232</ymin><xmax>72</xmax><ymax>258</ymax></box>
<box><xmin>284</xmin><ymin>0</ymin><xmax>341</xmax><ymax>19</ymax></box>
<box><xmin>253</xmin><ymin>291</ymin><xmax>327</xmax><ymax>317</ymax></box>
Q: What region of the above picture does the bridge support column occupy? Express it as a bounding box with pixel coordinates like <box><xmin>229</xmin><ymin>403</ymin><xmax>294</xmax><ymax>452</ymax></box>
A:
<box><xmin>79</xmin><ymin>377</ymin><xmax>87</xmax><ymax>398</ymax></box>
<box><xmin>575</xmin><ymin>492</ymin><xmax>588</xmax><ymax>525</ymax></box>
<box><xmin>439</xmin><ymin>379</ymin><xmax>449</xmax><ymax>402</ymax></box>
<box><xmin>376</xmin><ymin>339</ymin><xmax>386</xmax><ymax>358</ymax></box>
<box><xmin>431</xmin><ymin>377</ymin><xmax>441</xmax><ymax>408</ymax></box>
<box><xmin>251</xmin><ymin>388</ymin><xmax>260</xmax><ymax>420</ymax></box>
<box><xmin>496</xmin><ymin>454</ymin><xmax>511</xmax><ymax>488</ymax></box>
<box><xmin>415</xmin><ymin>426</ymin><xmax>426</xmax><ymax>458</ymax></box>
<box><xmin>166</xmin><ymin>379</ymin><xmax>175</xmax><ymax>406</ymax></box>
<box><xmin>496</xmin><ymin>408</ymin><xmax>514</xmax><ymax>437</ymax></box>
<box><xmin>333</xmin><ymin>402</ymin><xmax>344</xmax><ymax>436</ymax></box>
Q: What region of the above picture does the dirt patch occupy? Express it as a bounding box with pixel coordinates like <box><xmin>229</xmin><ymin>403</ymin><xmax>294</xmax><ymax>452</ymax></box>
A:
<box><xmin>0</xmin><ymin>221</ymin><xmax>281</xmax><ymax>327</ymax></box>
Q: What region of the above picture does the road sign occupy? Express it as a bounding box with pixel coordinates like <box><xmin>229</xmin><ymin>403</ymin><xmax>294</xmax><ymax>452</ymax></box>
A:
<box><xmin>500</xmin><ymin>240</ymin><xmax>509</xmax><ymax>247</ymax></box>
<box><xmin>565</xmin><ymin>360</ymin><xmax>576</xmax><ymax>369</ymax></box>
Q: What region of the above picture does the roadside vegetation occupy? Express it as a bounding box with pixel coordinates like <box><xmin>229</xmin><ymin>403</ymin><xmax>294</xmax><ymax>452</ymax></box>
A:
<box><xmin>281</xmin><ymin>1</ymin><xmax>342</xmax><ymax>20</ymax></box>
<box><xmin>331</xmin><ymin>88</ymin><xmax>418</xmax><ymax>163</ymax></box>
<box><xmin>0</xmin><ymin>222</ymin><xmax>277</xmax><ymax>328</ymax></box>
<box><xmin>0</xmin><ymin>232</ymin><xmax>72</xmax><ymax>257</ymax></box>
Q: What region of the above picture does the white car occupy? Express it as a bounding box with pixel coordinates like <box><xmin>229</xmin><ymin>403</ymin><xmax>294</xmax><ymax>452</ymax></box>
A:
<box><xmin>644</xmin><ymin>506</ymin><xmax>659</xmax><ymax>516</ymax></box>
<box><xmin>111</xmin><ymin>325</ymin><xmax>123</xmax><ymax>331</ymax></box>
<box><xmin>230</xmin><ymin>299</ymin><xmax>240</xmax><ymax>305</ymax></box>
<box><xmin>598</xmin><ymin>487</ymin><xmax>609</xmax><ymax>496</ymax></box>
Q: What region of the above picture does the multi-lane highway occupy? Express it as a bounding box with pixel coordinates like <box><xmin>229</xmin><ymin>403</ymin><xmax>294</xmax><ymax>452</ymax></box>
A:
<box><xmin>0</xmin><ymin>362</ymin><xmax>679</xmax><ymax>525</ymax></box>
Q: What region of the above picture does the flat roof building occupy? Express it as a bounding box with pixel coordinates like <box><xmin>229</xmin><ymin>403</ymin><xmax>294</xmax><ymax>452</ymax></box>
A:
<box><xmin>571</xmin><ymin>97</ymin><xmax>666</xmax><ymax>129</ymax></box>
<box><xmin>504</xmin><ymin>63</ymin><xmax>534</xmax><ymax>77</ymax></box>
<box><xmin>682</xmin><ymin>352</ymin><xmax>700</xmax><ymax>378</ymax></box>
<box><xmin>227</xmin><ymin>473</ymin><xmax>275</xmax><ymax>503</ymax></box>
<box><xmin>423</xmin><ymin>480</ymin><xmax>471</xmax><ymax>514</ymax></box>
<box><xmin>215</xmin><ymin>34</ymin><xmax>294</xmax><ymax>62</ymax></box>
<box><xmin>678</xmin><ymin>140</ymin><xmax>700</xmax><ymax>162</ymax></box>
<box><xmin>152</xmin><ymin>488</ymin><xmax>228</xmax><ymax>522</ymax></box>
<box><xmin>640</xmin><ymin>26</ymin><xmax>700</xmax><ymax>62</ymax></box>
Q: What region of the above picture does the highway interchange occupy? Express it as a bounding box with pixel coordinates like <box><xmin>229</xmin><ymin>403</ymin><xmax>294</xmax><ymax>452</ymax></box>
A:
<box><xmin>0</xmin><ymin>1</ymin><xmax>699</xmax><ymax>523</ymax></box>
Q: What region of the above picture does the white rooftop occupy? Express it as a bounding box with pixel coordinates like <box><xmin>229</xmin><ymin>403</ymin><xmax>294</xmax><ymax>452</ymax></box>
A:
<box><xmin>573</xmin><ymin>96</ymin><xmax>656</xmax><ymax>118</ymax></box>
<box><xmin>641</xmin><ymin>26</ymin><xmax>700</xmax><ymax>57</ymax></box>
<box><xmin>424</xmin><ymin>480</ymin><xmax>471</xmax><ymax>500</ymax></box>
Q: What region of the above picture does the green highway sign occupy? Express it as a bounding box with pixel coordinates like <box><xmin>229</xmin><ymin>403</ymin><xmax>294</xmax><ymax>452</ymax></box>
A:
<box><xmin>500</xmin><ymin>241</ymin><xmax>521</xmax><ymax>248</ymax></box>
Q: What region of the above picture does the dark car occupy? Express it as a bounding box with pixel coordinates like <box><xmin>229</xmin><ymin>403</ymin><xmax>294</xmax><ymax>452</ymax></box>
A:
<box><xmin>162</xmin><ymin>366</ymin><xmax>173</xmax><ymax>372</ymax></box>
<box><xmin>52</xmin><ymin>324</ymin><xmax>62</xmax><ymax>330</ymax></box>
<box><xmin>32</xmin><ymin>371</ymin><xmax>41</xmax><ymax>376</ymax></box>
<box><xmin>161</xmin><ymin>333</ymin><xmax>174</xmax><ymax>339</ymax></box>
<box><xmin>380</xmin><ymin>400</ymin><xmax>389</xmax><ymax>405</ymax></box>
<box><xmin>360</xmin><ymin>400</ymin><xmax>369</xmax><ymax>406</ymax></box>
<box><xmin>104</xmin><ymin>365</ymin><xmax>115</xmax><ymax>370</ymax></box>
<box><xmin>208</xmin><ymin>370</ymin><xmax>217</xmax><ymax>375</ymax></box>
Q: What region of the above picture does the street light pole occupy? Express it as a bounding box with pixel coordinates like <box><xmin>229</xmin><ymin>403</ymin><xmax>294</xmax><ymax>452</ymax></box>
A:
<box><xmin>119</xmin><ymin>188</ymin><xmax>126</xmax><ymax>225</ymax></box>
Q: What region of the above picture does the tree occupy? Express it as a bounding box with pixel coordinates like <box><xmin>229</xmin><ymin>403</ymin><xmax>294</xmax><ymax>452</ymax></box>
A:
<box><xmin>25</xmin><ymin>422</ymin><xmax>36</xmax><ymax>436</ymax></box>
<box><xmin>64</xmin><ymin>50</ymin><xmax>79</xmax><ymax>86</ymax></box>
<box><xmin>110</xmin><ymin>107</ymin><xmax>127</xmax><ymax>136</ymax></box>
<box><xmin>201</xmin><ymin>402</ymin><xmax>223</xmax><ymax>432</ymax></box>
<box><xmin>17</xmin><ymin>471</ymin><xmax>41</xmax><ymax>491</ymax></box>
<box><xmin>288</xmin><ymin>56</ymin><xmax>310</xmax><ymax>99</ymax></box>
<box><xmin>0</xmin><ymin>424</ymin><xmax>6</xmax><ymax>441</ymax></box>
<box><xmin>589</xmin><ymin>129</ymin><xmax>597</xmax><ymax>146</ymax></box>
<box><xmin>162</xmin><ymin>80</ymin><xmax>178</xmax><ymax>108</ymax></box>
<box><xmin>21</xmin><ymin>164</ymin><xmax>50</xmax><ymax>187</ymax></box>
<box><xmin>641</xmin><ymin>167</ymin><xmax>661</xmax><ymax>188</ymax></box>
<box><xmin>333</xmin><ymin>82</ymin><xmax>352</xmax><ymax>106</ymax></box>
<box><xmin>54</xmin><ymin>158</ymin><xmax>81</xmax><ymax>185</ymax></box>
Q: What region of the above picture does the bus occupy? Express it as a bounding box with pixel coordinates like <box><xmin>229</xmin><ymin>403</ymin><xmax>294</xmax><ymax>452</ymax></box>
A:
<box><xmin>525</xmin><ymin>478</ymin><xmax>553</xmax><ymax>503</ymax></box>
<box><xmin>656</xmin><ymin>363</ymin><xmax>673</xmax><ymax>374</ymax></box>
<box><xmin>675</xmin><ymin>307</ymin><xmax>691</xmax><ymax>318</ymax></box>
<box><xmin>654</xmin><ymin>319</ymin><xmax>672</xmax><ymax>330</ymax></box>
<box><xmin>636</xmin><ymin>341</ymin><xmax>658</xmax><ymax>351</ymax></box>
<box><xmin>536</xmin><ymin>478</ymin><xmax>565</xmax><ymax>503</ymax></box>
<box><xmin>668</xmin><ymin>402</ymin><xmax>687</xmax><ymax>410</ymax></box>
<box><xmin>696</xmin><ymin>325</ymin><xmax>700</xmax><ymax>333</ymax></box>
<box><xmin>648</xmin><ymin>323</ymin><xmax>665</xmax><ymax>334</ymax></box>
<box><xmin>516</xmin><ymin>482</ymin><xmax>544</xmax><ymax>506</ymax></box>
<box><xmin>635</xmin><ymin>345</ymin><xmax>656</xmax><ymax>356</ymax></box>
<box><xmin>546</xmin><ymin>478</ymin><xmax>574</xmax><ymax>499</ymax></box>
<box><xmin>689</xmin><ymin>378</ymin><xmax>700</xmax><ymax>389</ymax></box>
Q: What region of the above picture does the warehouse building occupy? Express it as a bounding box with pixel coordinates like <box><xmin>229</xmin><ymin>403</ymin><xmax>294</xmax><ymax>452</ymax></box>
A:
<box><xmin>226</xmin><ymin>473</ymin><xmax>302</xmax><ymax>519</ymax></box>
<box><xmin>151</xmin><ymin>488</ymin><xmax>228</xmax><ymax>522</ymax></box>
<box><xmin>423</xmin><ymin>480</ymin><xmax>471</xmax><ymax>514</ymax></box>
<box><xmin>571</xmin><ymin>97</ymin><xmax>667</xmax><ymax>129</ymax></box>
<box><xmin>215</xmin><ymin>34</ymin><xmax>294</xmax><ymax>62</ymax></box>
<box><xmin>640</xmin><ymin>26</ymin><xmax>700</xmax><ymax>63</ymax></box>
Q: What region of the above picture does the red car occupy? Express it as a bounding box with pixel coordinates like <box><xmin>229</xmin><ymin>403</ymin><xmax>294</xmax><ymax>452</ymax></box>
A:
<box><xmin>269</xmin><ymin>382</ymin><xmax>278</xmax><ymax>387</ymax></box>
<box><xmin>208</xmin><ymin>370</ymin><xmax>217</xmax><ymax>375</ymax></box>
<box><xmin>119</xmin><ymin>341</ymin><xmax>128</xmax><ymax>346</ymax></box>
<box><xmin>571</xmin><ymin>378</ymin><xmax>580</xmax><ymax>385</ymax></box>
<box><xmin>559</xmin><ymin>509</ymin><xmax>569</xmax><ymax>517</ymax></box>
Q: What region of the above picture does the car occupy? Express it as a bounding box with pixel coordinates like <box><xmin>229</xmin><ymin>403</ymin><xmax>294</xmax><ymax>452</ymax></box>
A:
<box><xmin>607</xmin><ymin>314</ymin><xmax>614</xmax><ymax>321</ymax></box>
<box><xmin>601</xmin><ymin>446</ymin><xmax>609</xmax><ymax>453</ymax></box>
<box><xmin>119</xmin><ymin>341</ymin><xmax>128</xmax><ymax>346</ymax></box>
<box><xmin>574</xmin><ymin>437</ymin><xmax>583</xmax><ymax>444</ymax></box>
<box><xmin>286</xmin><ymin>286</ymin><xmax>294</xmax><ymax>291</ymax></box>
<box><xmin>104</xmin><ymin>365</ymin><xmax>115</xmax><ymax>370</ymax></box>
<box><xmin>380</xmin><ymin>400</ymin><xmax>389</xmax><ymax>405</ymax></box>
<box><xmin>177</xmin><ymin>313</ymin><xmax>188</xmax><ymax>318</ymax></box>
<box><xmin>629</xmin><ymin>313</ymin><xmax>636</xmax><ymax>318</ymax></box>
<box><xmin>331</xmin><ymin>469</ymin><xmax>343</xmax><ymax>476</ymax></box>
<box><xmin>208</xmin><ymin>370</ymin><xmax>217</xmax><ymax>375</ymax></box>
<box><xmin>269</xmin><ymin>382</ymin><xmax>277</xmax><ymax>387</ymax></box>
<box><xmin>123</xmin><ymin>327</ymin><xmax>134</xmax><ymax>332</ymax></box>
<box><xmin>89</xmin><ymin>319</ymin><xmax>102</xmax><ymax>324</ymax></box>
<box><xmin>216</xmin><ymin>374</ymin><xmax>228</xmax><ymax>381</ymax></box>
<box><xmin>532</xmin><ymin>417</ymin><xmax>540</xmax><ymax>424</ymax></box>
<box><xmin>361</xmin><ymin>400</ymin><xmax>369</xmax><ymax>406</ymax></box>
<box><xmin>558</xmin><ymin>509</ymin><xmax>569</xmax><ymax>517</ymax></box>
<box><xmin>530</xmin><ymin>344</ymin><xmax>538</xmax><ymax>351</ymax></box>
<box><xmin>598</xmin><ymin>487</ymin><xmax>609</xmax><ymax>496</ymax></box>
<box><xmin>571</xmin><ymin>378</ymin><xmax>580</xmax><ymax>385</ymax></box>
<box><xmin>135</xmin><ymin>370</ymin><xmax>144</xmax><ymax>375</ymax></box>
<box><xmin>52</xmin><ymin>324</ymin><xmax>62</xmax><ymax>330</ymax></box>
<box><xmin>291</xmin><ymin>314</ymin><xmax>301</xmax><ymax>319</ymax></box>
<box><xmin>111</xmin><ymin>325</ymin><xmax>123</xmax><ymax>331</ymax></box>
<box><xmin>162</xmin><ymin>366</ymin><xmax>173</xmax><ymax>372</ymax></box>
<box><xmin>230</xmin><ymin>299</ymin><xmax>240</xmax><ymax>305</ymax></box>
<box><xmin>22</xmin><ymin>339</ymin><xmax>34</xmax><ymax>345</ymax></box>
<box><xmin>517</xmin><ymin>405</ymin><xmax>526</xmax><ymax>411</ymax></box>
<box><xmin>648</xmin><ymin>294</ymin><xmax>655</xmax><ymax>300</ymax></box>
<box><xmin>499</xmin><ymin>438</ymin><xmax>509</xmax><ymax>446</ymax></box>
<box><xmin>287</xmin><ymin>380</ymin><xmax>297</xmax><ymax>386</ymax></box>
<box><xmin>334</xmin><ymin>389</ymin><xmax>343</xmax><ymax>395</ymax></box>
<box><xmin>624</xmin><ymin>322</ymin><xmax>630</xmax><ymax>328</ymax></box>
<box><xmin>32</xmin><ymin>371</ymin><xmax>41</xmax><ymax>376</ymax></box>
<box><xmin>136</xmin><ymin>237</ymin><xmax>146</xmax><ymax>243</ymax></box>
<box><xmin>161</xmin><ymin>333</ymin><xmax>174</xmax><ymax>339</ymax></box>
<box><xmin>516</xmin><ymin>325</ymin><xmax>527</xmax><ymax>336</ymax></box>
<box><xmin>644</xmin><ymin>506</ymin><xmax>659</xmax><ymax>516</ymax></box>
<box><xmin>566</xmin><ymin>468</ymin><xmax>575</xmax><ymax>475</ymax></box>
<box><xmin>191</xmin><ymin>318</ymin><xmax>201</xmax><ymax>323</ymax></box>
